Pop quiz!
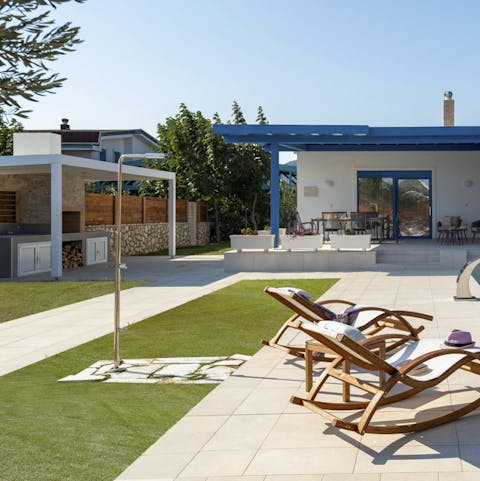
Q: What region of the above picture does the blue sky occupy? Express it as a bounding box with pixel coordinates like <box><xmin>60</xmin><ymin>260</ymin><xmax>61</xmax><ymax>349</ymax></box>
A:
<box><xmin>24</xmin><ymin>0</ymin><xmax>480</xmax><ymax>138</ymax></box>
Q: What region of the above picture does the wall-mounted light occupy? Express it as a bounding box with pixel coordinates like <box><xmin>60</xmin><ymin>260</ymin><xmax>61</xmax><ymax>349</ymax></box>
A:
<box><xmin>464</xmin><ymin>179</ymin><xmax>474</xmax><ymax>188</ymax></box>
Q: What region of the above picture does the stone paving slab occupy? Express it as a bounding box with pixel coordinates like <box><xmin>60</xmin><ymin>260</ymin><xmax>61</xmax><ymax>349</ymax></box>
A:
<box><xmin>58</xmin><ymin>355</ymin><xmax>251</xmax><ymax>384</ymax></box>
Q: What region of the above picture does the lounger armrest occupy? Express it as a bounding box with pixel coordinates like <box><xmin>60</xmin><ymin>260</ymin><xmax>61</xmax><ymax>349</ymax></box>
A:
<box><xmin>362</xmin><ymin>333</ymin><xmax>414</xmax><ymax>347</ymax></box>
<box><xmin>392</xmin><ymin>310</ymin><xmax>433</xmax><ymax>322</ymax></box>
<box><xmin>314</xmin><ymin>299</ymin><xmax>355</xmax><ymax>307</ymax></box>
<box><xmin>397</xmin><ymin>348</ymin><xmax>480</xmax><ymax>375</ymax></box>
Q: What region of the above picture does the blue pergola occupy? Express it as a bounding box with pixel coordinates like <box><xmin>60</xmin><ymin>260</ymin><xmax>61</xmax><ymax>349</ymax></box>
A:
<box><xmin>212</xmin><ymin>124</ymin><xmax>480</xmax><ymax>245</ymax></box>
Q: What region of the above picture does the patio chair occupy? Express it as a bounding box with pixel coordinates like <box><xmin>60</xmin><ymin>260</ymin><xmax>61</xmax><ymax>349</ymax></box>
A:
<box><xmin>291</xmin><ymin>320</ymin><xmax>480</xmax><ymax>434</ymax></box>
<box><xmin>350</xmin><ymin>212</ymin><xmax>367</xmax><ymax>234</ymax></box>
<box><xmin>322</xmin><ymin>211</ymin><xmax>347</xmax><ymax>240</ymax></box>
<box><xmin>292</xmin><ymin>211</ymin><xmax>315</xmax><ymax>235</ymax></box>
<box><xmin>472</xmin><ymin>220</ymin><xmax>480</xmax><ymax>243</ymax></box>
<box><xmin>262</xmin><ymin>287</ymin><xmax>432</xmax><ymax>358</ymax></box>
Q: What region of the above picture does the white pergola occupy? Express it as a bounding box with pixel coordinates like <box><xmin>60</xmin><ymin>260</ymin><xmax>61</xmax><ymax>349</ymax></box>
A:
<box><xmin>0</xmin><ymin>154</ymin><xmax>176</xmax><ymax>278</ymax></box>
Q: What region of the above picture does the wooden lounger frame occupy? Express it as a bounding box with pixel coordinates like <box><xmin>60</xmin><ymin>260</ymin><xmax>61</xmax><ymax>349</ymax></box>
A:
<box><xmin>291</xmin><ymin>325</ymin><xmax>480</xmax><ymax>434</ymax></box>
<box><xmin>262</xmin><ymin>286</ymin><xmax>432</xmax><ymax>358</ymax></box>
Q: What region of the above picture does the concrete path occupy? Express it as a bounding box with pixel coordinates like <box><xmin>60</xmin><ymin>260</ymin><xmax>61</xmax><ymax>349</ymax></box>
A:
<box><xmin>0</xmin><ymin>256</ymin><xmax>239</xmax><ymax>376</ymax></box>
<box><xmin>114</xmin><ymin>268</ymin><xmax>480</xmax><ymax>481</ymax></box>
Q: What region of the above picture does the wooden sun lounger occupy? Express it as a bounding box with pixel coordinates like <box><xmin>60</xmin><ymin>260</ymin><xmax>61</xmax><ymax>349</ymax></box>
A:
<box><xmin>262</xmin><ymin>286</ymin><xmax>433</xmax><ymax>358</ymax></box>
<box><xmin>291</xmin><ymin>320</ymin><xmax>480</xmax><ymax>434</ymax></box>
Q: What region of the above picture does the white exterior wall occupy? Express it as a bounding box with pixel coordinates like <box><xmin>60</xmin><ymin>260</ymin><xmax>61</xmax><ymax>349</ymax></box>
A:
<box><xmin>101</xmin><ymin>136</ymin><xmax>153</xmax><ymax>162</ymax></box>
<box><xmin>297</xmin><ymin>151</ymin><xmax>480</xmax><ymax>227</ymax></box>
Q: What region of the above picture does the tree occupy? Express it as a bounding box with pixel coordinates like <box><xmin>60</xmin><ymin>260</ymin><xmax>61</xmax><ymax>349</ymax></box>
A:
<box><xmin>0</xmin><ymin>0</ymin><xmax>85</xmax><ymax>117</ymax></box>
<box><xmin>147</xmin><ymin>104</ymin><xmax>230</xmax><ymax>242</ymax></box>
<box><xmin>142</xmin><ymin>102</ymin><xmax>271</xmax><ymax>241</ymax></box>
<box><xmin>0</xmin><ymin>113</ymin><xmax>23</xmax><ymax>155</ymax></box>
<box><xmin>256</xmin><ymin>105</ymin><xmax>268</xmax><ymax>125</ymax></box>
<box><xmin>227</xmin><ymin>102</ymin><xmax>270</xmax><ymax>231</ymax></box>
<box><xmin>279</xmin><ymin>183</ymin><xmax>297</xmax><ymax>230</ymax></box>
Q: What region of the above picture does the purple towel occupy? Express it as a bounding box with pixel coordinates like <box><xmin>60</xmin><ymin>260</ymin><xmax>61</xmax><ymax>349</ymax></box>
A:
<box><xmin>336</xmin><ymin>305</ymin><xmax>362</xmax><ymax>325</ymax></box>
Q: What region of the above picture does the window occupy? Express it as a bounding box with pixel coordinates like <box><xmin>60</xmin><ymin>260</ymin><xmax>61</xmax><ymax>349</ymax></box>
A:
<box><xmin>0</xmin><ymin>191</ymin><xmax>19</xmax><ymax>223</ymax></box>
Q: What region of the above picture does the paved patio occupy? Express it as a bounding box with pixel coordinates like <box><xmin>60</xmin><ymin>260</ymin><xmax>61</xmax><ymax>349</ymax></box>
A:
<box><xmin>114</xmin><ymin>268</ymin><xmax>480</xmax><ymax>481</ymax></box>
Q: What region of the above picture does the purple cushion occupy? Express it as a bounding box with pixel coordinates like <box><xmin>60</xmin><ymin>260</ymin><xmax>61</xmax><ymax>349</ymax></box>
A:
<box><xmin>313</xmin><ymin>302</ymin><xmax>337</xmax><ymax>320</ymax></box>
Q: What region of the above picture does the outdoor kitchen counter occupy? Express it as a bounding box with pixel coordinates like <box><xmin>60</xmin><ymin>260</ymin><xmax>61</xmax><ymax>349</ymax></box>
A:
<box><xmin>0</xmin><ymin>231</ymin><xmax>108</xmax><ymax>278</ymax></box>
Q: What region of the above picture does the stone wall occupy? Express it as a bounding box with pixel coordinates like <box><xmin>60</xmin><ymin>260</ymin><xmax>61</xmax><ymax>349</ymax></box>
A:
<box><xmin>85</xmin><ymin>222</ymin><xmax>210</xmax><ymax>255</ymax></box>
<box><xmin>196</xmin><ymin>222</ymin><xmax>210</xmax><ymax>245</ymax></box>
<box><xmin>0</xmin><ymin>173</ymin><xmax>85</xmax><ymax>224</ymax></box>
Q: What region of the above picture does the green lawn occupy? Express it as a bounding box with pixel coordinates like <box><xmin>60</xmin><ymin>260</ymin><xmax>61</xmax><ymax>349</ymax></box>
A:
<box><xmin>145</xmin><ymin>242</ymin><xmax>231</xmax><ymax>256</ymax></box>
<box><xmin>0</xmin><ymin>278</ymin><xmax>337</xmax><ymax>481</ymax></box>
<box><xmin>0</xmin><ymin>281</ymin><xmax>145</xmax><ymax>324</ymax></box>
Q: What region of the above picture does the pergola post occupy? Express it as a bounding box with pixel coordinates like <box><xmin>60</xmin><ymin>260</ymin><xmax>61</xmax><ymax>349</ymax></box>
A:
<box><xmin>50</xmin><ymin>159</ymin><xmax>63</xmax><ymax>279</ymax></box>
<box><xmin>168</xmin><ymin>178</ymin><xmax>176</xmax><ymax>258</ymax></box>
<box><xmin>269</xmin><ymin>143</ymin><xmax>280</xmax><ymax>247</ymax></box>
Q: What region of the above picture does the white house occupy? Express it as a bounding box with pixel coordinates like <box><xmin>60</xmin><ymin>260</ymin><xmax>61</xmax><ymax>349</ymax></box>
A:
<box><xmin>214</xmin><ymin>94</ymin><xmax>480</xmax><ymax>243</ymax></box>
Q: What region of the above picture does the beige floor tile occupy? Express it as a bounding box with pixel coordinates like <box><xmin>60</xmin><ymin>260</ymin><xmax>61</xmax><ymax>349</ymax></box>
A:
<box><xmin>459</xmin><ymin>444</ymin><xmax>480</xmax><ymax>471</ymax></box>
<box><xmin>178</xmin><ymin>450</ymin><xmax>256</xmax><ymax>477</ymax></box>
<box><xmin>323</xmin><ymin>476</ymin><xmax>380</xmax><ymax>481</ymax></box>
<box><xmin>187</xmin><ymin>388</ymin><xmax>253</xmax><ymax>416</ymax></box>
<box><xmin>359</xmin><ymin>409</ymin><xmax>457</xmax><ymax>447</ymax></box>
<box><xmin>453</xmin><ymin>411</ymin><xmax>480</xmax><ymax>444</ymax></box>
<box><xmin>235</xmin><ymin>387</ymin><xmax>294</xmax><ymax>415</ymax></box>
<box><xmin>245</xmin><ymin>447</ymin><xmax>358</xmax><ymax>475</ymax></box>
<box><xmin>354</xmin><ymin>445</ymin><xmax>461</xmax><ymax>473</ymax></box>
<box><xmin>207</xmin><ymin>477</ymin><xmax>264</xmax><ymax>481</ymax></box>
<box><xmin>262</xmin><ymin>413</ymin><xmax>361</xmax><ymax>449</ymax></box>
<box><xmin>143</xmin><ymin>416</ymin><xmax>228</xmax><ymax>455</ymax></box>
<box><xmin>203</xmin><ymin>414</ymin><xmax>279</xmax><ymax>451</ymax></box>
<box><xmin>379</xmin><ymin>387</ymin><xmax>453</xmax><ymax>413</ymax></box>
<box><xmin>439</xmin><ymin>472</ymin><xmax>480</xmax><ymax>480</ymax></box>
<box><xmin>116</xmin><ymin>452</ymin><xmax>195</xmax><ymax>480</ymax></box>
<box><xmin>265</xmin><ymin>475</ymin><xmax>324</xmax><ymax>481</ymax></box>
<box><xmin>379</xmin><ymin>473</ymin><xmax>437</xmax><ymax>481</ymax></box>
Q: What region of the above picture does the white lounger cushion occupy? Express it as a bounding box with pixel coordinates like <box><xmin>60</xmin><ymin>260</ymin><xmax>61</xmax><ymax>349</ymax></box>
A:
<box><xmin>276</xmin><ymin>287</ymin><xmax>311</xmax><ymax>300</ymax></box>
<box><xmin>302</xmin><ymin>320</ymin><xmax>367</xmax><ymax>343</ymax></box>
<box><xmin>386</xmin><ymin>338</ymin><xmax>480</xmax><ymax>381</ymax></box>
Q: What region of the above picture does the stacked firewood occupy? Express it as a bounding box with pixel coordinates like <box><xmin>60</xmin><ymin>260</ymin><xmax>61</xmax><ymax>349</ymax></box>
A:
<box><xmin>62</xmin><ymin>244</ymin><xmax>83</xmax><ymax>269</ymax></box>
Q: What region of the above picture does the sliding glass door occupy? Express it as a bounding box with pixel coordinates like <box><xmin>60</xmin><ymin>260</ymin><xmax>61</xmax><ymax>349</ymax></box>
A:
<box><xmin>357</xmin><ymin>171</ymin><xmax>432</xmax><ymax>239</ymax></box>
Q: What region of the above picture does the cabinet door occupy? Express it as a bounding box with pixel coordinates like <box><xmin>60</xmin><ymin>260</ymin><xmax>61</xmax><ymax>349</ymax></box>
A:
<box><xmin>18</xmin><ymin>244</ymin><xmax>36</xmax><ymax>276</ymax></box>
<box><xmin>86</xmin><ymin>237</ymin><xmax>108</xmax><ymax>265</ymax></box>
<box><xmin>36</xmin><ymin>242</ymin><xmax>51</xmax><ymax>273</ymax></box>
<box><xmin>86</xmin><ymin>238</ymin><xmax>96</xmax><ymax>265</ymax></box>
<box><xmin>94</xmin><ymin>238</ymin><xmax>107</xmax><ymax>263</ymax></box>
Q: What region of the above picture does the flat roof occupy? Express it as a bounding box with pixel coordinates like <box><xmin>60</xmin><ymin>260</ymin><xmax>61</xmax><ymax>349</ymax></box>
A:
<box><xmin>0</xmin><ymin>154</ymin><xmax>174</xmax><ymax>181</ymax></box>
<box><xmin>212</xmin><ymin>124</ymin><xmax>480</xmax><ymax>151</ymax></box>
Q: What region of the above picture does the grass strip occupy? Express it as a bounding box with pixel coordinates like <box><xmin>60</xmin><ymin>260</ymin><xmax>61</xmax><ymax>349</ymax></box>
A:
<box><xmin>0</xmin><ymin>278</ymin><xmax>337</xmax><ymax>481</ymax></box>
<box><xmin>144</xmin><ymin>242</ymin><xmax>231</xmax><ymax>256</ymax></box>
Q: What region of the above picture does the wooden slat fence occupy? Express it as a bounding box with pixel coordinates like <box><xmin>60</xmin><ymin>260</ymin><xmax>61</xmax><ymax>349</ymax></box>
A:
<box><xmin>197</xmin><ymin>201</ymin><xmax>208</xmax><ymax>222</ymax></box>
<box><xmin>85</xmin><ymin>194</ymin><xmax>207</xmax><ymax>225</ymax></box>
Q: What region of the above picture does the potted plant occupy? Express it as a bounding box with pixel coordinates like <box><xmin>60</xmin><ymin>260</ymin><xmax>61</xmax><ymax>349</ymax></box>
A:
<box><xmin>258</xmin><ymin>225</ymin><xmax>287</xmax><ymax>236</ymax></box>
<box><xmin>230</xmin><ymin>228</ymin><xmax>274</xmax><ymax>251</ymax></box>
